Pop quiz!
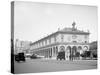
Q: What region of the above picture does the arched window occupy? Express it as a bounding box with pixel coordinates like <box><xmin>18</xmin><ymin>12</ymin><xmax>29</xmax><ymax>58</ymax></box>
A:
<box><xmin>78</xmin><ymin>46</ymin><xmax>82</xmax><ymax>50</ymax></box>
<box><xmin>67</xmin><ymin>46</ymin><xmax>71</xmax><ymax>53</ymax></box>
<box><xmin>67</xmin><ymin>46</ymin><xmax>71</xmax><ymax>50</ymax></box>
<box><xmin>73</xmin><ymin>41</ymin><xmax>77</xmax><ymax>43</ymax></box>
<box><xmin>84</xmin><ymin>46</ymin><xmax>88</xmax><ymax>51</ymax></box>
<box><xmin>72</xmin><ymin>46</ymin><xmax>77</xmax><ymax>53</ymax></box>
<box><xmin>60</xmin><ymin>46</ymin><xmax>65</xmax><ymax>51</ymax></box>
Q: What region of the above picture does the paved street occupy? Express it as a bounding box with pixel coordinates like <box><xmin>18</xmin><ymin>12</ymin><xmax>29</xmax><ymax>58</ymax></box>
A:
<box><xmin>14</xmin><ymin>59</ymin><xmax>97</xmax><ymax>74</ymax></box>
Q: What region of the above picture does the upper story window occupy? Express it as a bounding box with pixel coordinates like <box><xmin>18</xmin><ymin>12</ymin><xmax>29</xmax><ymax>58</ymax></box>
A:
<box><xmin>67</xmin><ymin>36</ymin><xmax>71</xmax><ymax>42</ymax></box>
<box><xmin>43</xmin><ymin>41</ymin><xmax>45</xmax><ymax>46</ymax></box>
<box><xmin>40</xmin><ymin>42</ymin><xmax>42</xmax><ymax>46</ymax></box>
<box><xmin>73</xmin><ymin>41</ymin><xmax>77</xmax><ymax>43</ymax></box>
<box><xmin>35</xmin><ymin>44</ymin><xmax>37</xmax><ymax>48</ymax></box>
<box><xmin>42</xmin><ymin>41</ymin><xmax>44</xmax><ymax>46</ymax></box>
<box><xmin>45</xmin><ymin>40</ymin><xmax>47</xmax><ymax>45</ymax></box>
<box><xmin>49</xmin><ymin>38</ymin><xmax>51</xmax><ymax>44</ymax></box>
<box><xmin>72</xmin><ymin>35</ymin><xmax>77</xmax><ymax>39</ymax></box>
<box><xmin>37</xmin><ymin>43</ymin><xmax>38</xmax><ymax>47</ymax></box>
<box><xmin>39</xmin><ymin>43</ymin><xmax>40</xmax><ymax>47</ymax></box>
<box><xmin>85</xmin><ymin>41</ymin><xmax>87</xmax><ymax>43</ymax></box>
<box><xmin>47</xmin><ymin>39</ymin><xmax>49</xmax><ymax>45</ymax></box>
<box><xmin>84</xmin><ymin>35</ymin><xmax>88</xmax><ymax>39</ymax></box>
<box><xmin>54</xmin><ymin>36</ymin><xmax>57</xmax><ymax>43</ymax></box>
<box><xmin>37</xmin><ymin>43</ymin><xmax>39</xmax><ymax>47</ymax></box>
<box><xmin>61</xmin><ymin>34</ymin><xmax>64</xmax><ymax>42</ymax></box>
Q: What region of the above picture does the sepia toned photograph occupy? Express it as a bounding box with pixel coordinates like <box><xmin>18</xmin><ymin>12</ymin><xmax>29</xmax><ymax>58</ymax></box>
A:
<box><xmin>11</xmin><ymin>1</ymin><xmax>98</xmax><ymax>74</ymax></box>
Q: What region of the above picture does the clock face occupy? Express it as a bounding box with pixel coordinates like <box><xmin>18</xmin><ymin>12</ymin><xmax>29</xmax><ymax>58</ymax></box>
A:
<box><xmin>72</xmin><ymin>35</ymin><xmax>77</xmax><ymax>39</ymax></box>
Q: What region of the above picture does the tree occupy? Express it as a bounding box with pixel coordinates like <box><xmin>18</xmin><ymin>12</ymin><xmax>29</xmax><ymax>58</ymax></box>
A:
<box><xmin>89</xmin><ymin>41</ymin><xmax>97</xmax><ymax>50</ymax></box>
<box><xmin>89</xmin><ymin>41</ymin><xmax>97</xmax><ymax>58</ymax></box>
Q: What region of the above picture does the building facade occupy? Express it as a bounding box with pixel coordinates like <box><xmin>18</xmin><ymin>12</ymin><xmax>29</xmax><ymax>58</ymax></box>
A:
<box><xmin>30</xmin><ymin>22</ymin><xmax>90</xmax><ymax>60</ymax></box>
<box><xmin>15</xmin><ymin>39</ymin><xmax>31</xmax><ymax>54</ymax></box>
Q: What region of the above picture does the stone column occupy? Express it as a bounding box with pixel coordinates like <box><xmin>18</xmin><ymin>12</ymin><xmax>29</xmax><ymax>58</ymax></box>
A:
<box><xmin>44</xmin><ymin>50</ymin><xmax>46</xmax><ymax>58</ymax></box>
<box><xmin>47</xmin><ymin>49</ymin><xmax>49</xmax><ymax>58</ymax></box>
<box><xmin>49</xmin><ymin>49</ymin><xmax>50</xmax><ymax>58</ymax></box>
<box><xmin>52</xmin><ymin>47</ymin><xmax>54</xmax><ymax>58</ymax></box>
<box><xmin>50</xmin><ymin>48</ymin><xmax>52</xmax><ymax>58</ymax></box>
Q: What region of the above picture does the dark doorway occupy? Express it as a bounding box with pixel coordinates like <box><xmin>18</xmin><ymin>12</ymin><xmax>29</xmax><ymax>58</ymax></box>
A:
<box><xmin>67</xmin><ymin>46</ymin><xmax>71</xmax><ymax>60</ymax></box>
<box><xmin>72</xmin><ymin>46</ymin><xmax>77</xmax><ymax>60</ymax></box>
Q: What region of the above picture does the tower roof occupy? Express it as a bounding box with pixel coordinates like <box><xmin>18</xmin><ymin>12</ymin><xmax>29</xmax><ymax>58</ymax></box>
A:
<box><xmin>59</xmin><ymin>27</ymin><xmax>89</xmax><ymax>34</ymax></box>
<box><xmin>30</xmin><ymin>22</ymin><xmax>90</xmax><ymax>45</ymax></box>
<box><xmin>59</xmin><ymin>22</ymin><xmax>89</xmax><ymax>34</ymax></box>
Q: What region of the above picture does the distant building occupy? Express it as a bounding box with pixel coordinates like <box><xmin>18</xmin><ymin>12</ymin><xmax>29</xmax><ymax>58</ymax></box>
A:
<box><xmin>30</xmin><ymin>22</ymin><xmax>90</xmax><ymax>60</ymax></box>
<box><xmin>15</xmin><ymin>39</ymin><xmax>31</xmax><ymax>54</ymax></box>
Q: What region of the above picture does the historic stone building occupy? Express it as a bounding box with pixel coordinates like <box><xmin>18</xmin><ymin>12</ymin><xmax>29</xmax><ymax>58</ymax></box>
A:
<box><xmin>30</xmin><ymin>22</ymin><xmax>90</xmax><ymax>60</ymax></box>
<box><xmin>15</xmin><ymin>39</ymin><xmax>31</xmax><ymax>54</ymax></box>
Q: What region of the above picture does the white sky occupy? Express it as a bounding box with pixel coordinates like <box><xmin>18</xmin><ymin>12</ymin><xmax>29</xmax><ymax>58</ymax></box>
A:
<box><xmin>14</xmin><ymin>1</ymin><xmax>98</xmax><ymax>42</ymax></box>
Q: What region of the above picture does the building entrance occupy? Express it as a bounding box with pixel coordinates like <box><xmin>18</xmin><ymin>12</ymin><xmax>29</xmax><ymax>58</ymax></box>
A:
<box><xmin>72</xmin><ymin>46</ymin><xmax>77</xmax><ymax>60</ymax></box>
<box><xmin>66</xmin><ymin>46</ymin><xmax>71</xmax><ymax>60</ymax></box>
<box><xmin>57</xmin><ymin>46</ymin><xmax>65</xmax><ymax>60</ymax></box>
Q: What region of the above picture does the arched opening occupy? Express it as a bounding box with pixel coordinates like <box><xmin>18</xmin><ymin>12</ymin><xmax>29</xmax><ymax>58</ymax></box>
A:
<box><xmin>67</xmin><ymin>46</ymin><xmax>71</xmax><ymax>55</ymax></box>
<box><xmin>60</xmin><ymin>46</ymin><xmax>65</xmax><ymax>52</ymax></box>
<box><xmin>66</xmin><ymin>46</ymin><xmax>71</xmax><ymax>60</ymax></box>
<box><xmin>78</xmin><ymin>46</ymin><xmax>82</xmax><ymax>50</ymax></box>
<box><xmin>84</xmin><ymin>46</ymin><xmax>88</xmax><ymax>51</ymax></box>
<box><xmin>72</xmin><ymin>46</ymin><xmax>77</xmax><ymax>53</ymax></box>
<box><xmin>76</xmin><ymin>46</ymin><xmax>82</xmax><ymax>60</ymax></box>
<box><xmin>53</xmin><ymin>47</ymin><xmax>56</xmax><ymax>57</ymax></box>
<box><xmin>78</xmin><ymin>46</ymin><xmax>82</xmax><ymax>53</ymax></box>
<box><xmin>67</xmin><ymin>46</ymin><xmax>71</xmax><ymax>50</ymax></box>
<box><xmin>57</xmin><ymin>46</ymin><xmax>65</xmax><ymax>60</ymax></box>
<box><xmin>81</xmin><ymin>46</ymin><xmax>91</xmax><ymax>59</ymax></box>
<box><xmin>72</xmin><ymin>46</ymin><xmax>77</xmax><ymax>60</ymax></box>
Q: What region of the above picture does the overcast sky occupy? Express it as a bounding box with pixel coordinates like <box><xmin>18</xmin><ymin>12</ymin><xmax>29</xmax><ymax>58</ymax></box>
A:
<box><xmin>14</xmin><ymin>1</ymin><xmax>98</xmax><ymax>42</ymax></box>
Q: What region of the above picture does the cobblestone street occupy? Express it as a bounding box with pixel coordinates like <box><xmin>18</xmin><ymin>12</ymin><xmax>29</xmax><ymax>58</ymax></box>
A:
<box><xmin>14</xmin><ymin>59</ymin><xmax>97</xmax><ymax>74</ymax></box>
